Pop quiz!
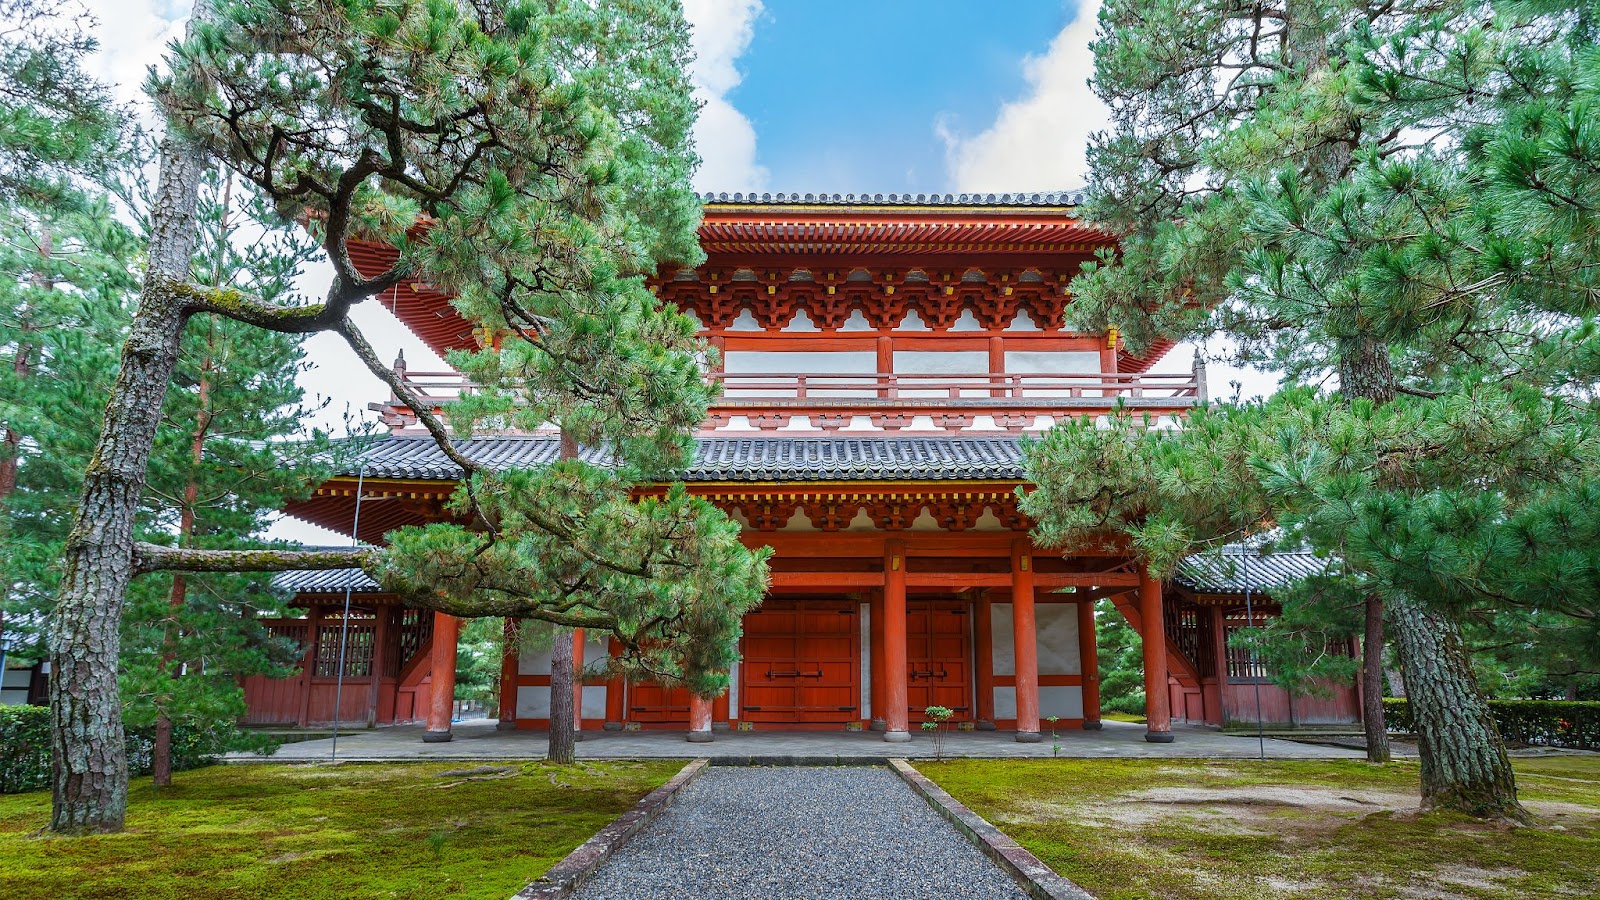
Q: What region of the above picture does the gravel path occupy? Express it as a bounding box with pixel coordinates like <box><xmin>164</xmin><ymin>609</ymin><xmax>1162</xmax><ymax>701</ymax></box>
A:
<box><xmin>571</xmin><ymin>766</ymin><xmax>1030</xmax><ymax>900</ymax></box>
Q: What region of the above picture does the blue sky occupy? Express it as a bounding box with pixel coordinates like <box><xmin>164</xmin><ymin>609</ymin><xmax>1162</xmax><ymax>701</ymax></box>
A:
<box><xmin>731</xmin><ymin>1</ymin><xmax>1077</xmax><ymax>191</ymax></box>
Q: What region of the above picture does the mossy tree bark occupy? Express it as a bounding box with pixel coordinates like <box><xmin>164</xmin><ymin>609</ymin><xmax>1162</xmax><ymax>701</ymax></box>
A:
<box><xmin>48</xmin><ymin>121</ymin><xmax>207</xmax><ymax>834</ymax></box>
<box><xmin>1389</xmin><ymin>594</ymin><xmax>1527</xmax><ymax>820</ymax></box>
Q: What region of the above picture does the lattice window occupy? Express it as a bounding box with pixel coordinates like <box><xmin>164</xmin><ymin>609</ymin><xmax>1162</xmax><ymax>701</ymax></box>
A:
<box><xmin>395</xmin><ymin>609</ymin><xmax>433</xmax><ymax>672</ymax></box>
<box><xmin>313</xmin><ymin>617</ymin><xmax>376</xmax><ymax>678</ymax></box>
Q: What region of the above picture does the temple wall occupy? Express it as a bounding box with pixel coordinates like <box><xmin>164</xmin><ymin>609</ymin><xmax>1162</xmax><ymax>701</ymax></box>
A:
<box><xmin>989</xmin><ymin>601</ymin><xmax>1084</xmax><ymax>720</ymax></box>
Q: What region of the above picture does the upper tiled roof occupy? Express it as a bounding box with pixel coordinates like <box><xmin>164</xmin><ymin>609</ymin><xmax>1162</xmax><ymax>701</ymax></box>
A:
<box><xmin>342</xmin><ymin>435</ymin><xmax>1027</xmax><ymax>482</ymax></box>
<box><xmin>698</xmin><ymin>191</ymin><xmax>1085</xmax><ymax>207</ymax></box>
<box><xmin>1173</xmin><ymin>544</ymin><xmax>1332</xmax><ymax>595</ymax></box>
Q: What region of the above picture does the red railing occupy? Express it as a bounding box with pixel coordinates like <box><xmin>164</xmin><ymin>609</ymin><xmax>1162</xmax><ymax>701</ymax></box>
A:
<box><xmin>709</xmin><ymin>371</ymin><xmax>1200</xmax><ymax>401</ymax></box>
<box><xmin>390</xmin><ymin>369</ymin><xmax>1202</xmax><ymax>404</ymax></box>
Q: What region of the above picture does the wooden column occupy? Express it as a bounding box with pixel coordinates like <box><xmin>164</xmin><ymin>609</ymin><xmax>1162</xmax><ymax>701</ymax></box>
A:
<box><xmin>1077</xmin><ymin>600</ymin><xmax>1101</xmax><ymax>730</ymax></box>
<box><xmin>604</xmin><ymin>637</ymin><xmax>625</xmax><ymax>730</ymax></box>
<box><xmin>367</xmin><ymin>607</ymin><xmax>390</xmax><ymax>729</ymax></box>
<box><xmin>296</xmin><ymin>605</ymin><xmax>321</xmax><ymax>727</ymax></box>
<box><xmin>424</xmin><ymin>612</ymin><xmax>459</xmax><ymax>743</ymax></box>
<box><xmin>883</xmin><ymin>540</ymin><xmax>910</xmax><ymax>742</ymax></box>
<box><xmin>869</xmin><ymin>590</ymin><xmax>887</xmax><ymax>730</ymax></box>
<box><xmin>975</xmin><ymin>592</ymin><xmax>996</xmax><ymax>729</ymax></box>
<box><xmin>1210</xmin><ymin>604</ymin><xmax>1230</xmax><ymax>725</ymax></box>
<box><xmin>497</xmin><ymin>617</ymin><xmax>518</xmax><ymax>730</ymax></box>
<box><xmin>1011</xmin><ymin>540</ymin><xmax>1042</xmax><ymax>742</ymax></box>
<box><xmin>572</xmin><ymin>628</ymin><xmax>586</xmax><ymax>739</ymax></box>
<box><xmin>687</xmin><ymin>692</ymin><xmax>713</xmax><ymax>743</ymax></box>
<box><xmin>1139</xmin><ymin>566</ymin><xmax>1174</xmax><ymax>742</ymax></box>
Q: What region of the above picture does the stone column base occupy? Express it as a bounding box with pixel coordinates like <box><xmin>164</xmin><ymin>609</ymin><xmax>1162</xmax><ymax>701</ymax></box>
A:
<box><xmin>1014</xmin><ymin>730</ymin><xmax>1042</xmax><ymax>743</ymax></box>
<box><xmin>883</xmin><ymin>730</ymin><xmax>911</xmax><ymax>743</ymax></box>
<box><xmin>869</xmin><ymin>718</ymin><xmax>887</xmax><ymax>732</ymax></box>
<box><xmin>712</xmin><ymin>721</ymin><xmax>732</xmax><ymax>731</ymax></box>
<box><xmin>495</xmin><ymin>720</ymin><xmax>517</xmax><ymax>731</ymax></box>
<box><xmin>603</xmin><ymin>721</ymin><xmax>623</xmax><ymax>731</ymax></box>
<box><xmin>1082</xmin><ymin>720</ymin><xmax>1103</xmax><ymax>731</ymax></box>
<box><xmin>422</xmin><ymin>730</ymin><xmax>453</xmax><ymax>743</ymax></box>
<box><xmin>686</xmin><ymin>730</ymin><xmax>714</xmax><ymax>743</ymax></box>
<box><xmin>976</xmin><ymin>720</ymin><xmax>997</xmax><ymax>731</ymax></box>
<box><xmin>1145</xmin><ymin>730</ymin><xmax>1175</xmax><ymax>744</ymax></box>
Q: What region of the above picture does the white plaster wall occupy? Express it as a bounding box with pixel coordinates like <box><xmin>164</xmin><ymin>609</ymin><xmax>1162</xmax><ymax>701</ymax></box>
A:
<box><xmin>992</xmin><ymin>686</ymin><xmax>1085</xmax><ymax>720</ymax></box>
<box><xmin>1037</xmin><ymin>604</ymin><xmax>1081</xmax><ymax>676</ymax></box>
<box><xmin>990</xmin><ymin>602</ymin><xmax>1081</xmax><ymax>677</ymax></box>
<box><xmin>991</xmin><ymin>602</ymin><xmax>1015</xmax><ymax>676</ymax></box>
<box><xmin>513</xmin><ymin>684</ymin><xmax>604</xmax><ymax>719</ymax></box>
<box><xmin>1005</xmin><ymin>350</ymin><xmax>1105</xmax><ymax>399</ymax></box>
<box><xmin>723</xmin><ymin>350</ymin><xmax>877</xmax><ymax>399</ymax></box>
<box><xmin>893</xmin><ymin>349</ymin><xmax>992</xmax><ymax>398</ymax></box>
<box><xmin>860</xmin><ymin>602</ymin><xmax>872</xmax><ymax>719</ymax></box>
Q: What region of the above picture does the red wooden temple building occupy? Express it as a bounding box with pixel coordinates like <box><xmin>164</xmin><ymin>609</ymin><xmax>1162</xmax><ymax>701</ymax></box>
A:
<box><xmin>250</xmin><ymin>192</ymin><xmax>1360</xmax><ymax>742</ymax></box>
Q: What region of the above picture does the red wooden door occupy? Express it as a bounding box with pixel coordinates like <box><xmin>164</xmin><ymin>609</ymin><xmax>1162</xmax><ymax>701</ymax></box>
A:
<box><xmin>907</xmin><ymin>599</ymin><xmax>972</xmax><ymax>723</ymax></box>
<box><xmin>740</xmin><ymin>599</ymin><xmax>860</xmax><ymax>724</ymax></box>
<box><xmin>628</xmin><ymin>682</ymin><xmax>689</xmax><ymax>723</ymax></box>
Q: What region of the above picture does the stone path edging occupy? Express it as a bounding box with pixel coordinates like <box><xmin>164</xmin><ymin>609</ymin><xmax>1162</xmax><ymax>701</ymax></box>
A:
<box><xmin>889</xmin><ymin>758</ymin><xmax>1095</xmax><ymax>900</ymax></box>
<box><xmin>510</xmin><ymin>758</ymin><xmax>709</xmax><ymax>900</ymax></box>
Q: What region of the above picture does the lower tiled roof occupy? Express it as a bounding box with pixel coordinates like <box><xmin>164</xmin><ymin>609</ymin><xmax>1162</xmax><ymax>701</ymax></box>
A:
<box><xmin>271</xmin><ymin>566</ymin><xmax>381</xmax><ymax>594</ymax></box>
<box><xmin>1174</xmin><ymin>545</ymin><xmax>1331</xmax><ymax>594</ymax></box>
<box><xmin>344</xmin><ymin>435</ymin><xmax>1028</xmax><ymax>482</ymax></box>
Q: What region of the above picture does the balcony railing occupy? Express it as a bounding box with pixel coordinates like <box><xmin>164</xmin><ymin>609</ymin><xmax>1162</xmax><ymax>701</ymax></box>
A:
<box><xmin>709</xmin><ymin>371</ymin><xmax>1200</xmax><ymax>401</ymax></box>
<box><xmin>376</xmin><ymin>363</ymin><xmax>1206</xmax><ymax>433</ymax></box>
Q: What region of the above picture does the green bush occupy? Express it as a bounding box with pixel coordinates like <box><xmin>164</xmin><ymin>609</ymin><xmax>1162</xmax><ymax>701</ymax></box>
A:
<box><xmin>0</xmin><ymin>705</ymin><xmax>258</xmax><ymax>794</ymax></box>
<box><xmin>1383</xmin><ymin>698</ymin><xmax>1600</xmax><ymax>750</ymax></box>
<box><xmin>0</xmin><ymin>706</ymin><xmax>51</xmax><ymax>793</ymax></box>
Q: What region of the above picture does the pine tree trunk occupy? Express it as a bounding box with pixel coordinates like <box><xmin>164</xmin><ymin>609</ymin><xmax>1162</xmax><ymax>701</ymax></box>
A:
<box><xmin>1388</xmin><ymin>594</ymin><xmax>1528</xmax><ymax>821</ymax></box>
<box><xmin>548</xmin><ymin>626</ymin><xmax>576</xmax><ymax>765</ymax></box>
<box><xmin>1361</xmin><ymin>595</ymin><xmax>1391</xmax><ymax>763</ymax></box>
<box><xmin>151</xmin><ymin>715</ymin><xmax>173</xmax><ymax>788</ymax></box>
<box><xmin>47</xmin><ymin>89</ymin><xmax>207</xmax><ymax>835</ymax></box>
<box><xmin>547</xmin><ymin>429</ymin><xmax>580</xmax><ymax>765</ymax></box>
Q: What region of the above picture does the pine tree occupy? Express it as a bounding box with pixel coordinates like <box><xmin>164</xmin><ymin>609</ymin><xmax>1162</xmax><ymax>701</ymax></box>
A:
<box><xmin>41</xmin><ymin>0</ymin><xmax>763</xmax><ymax>832</ymax></box>
<box><xmin>1027</xmin><ymin>0</ymin><xmax>1600</xmax><ymax>819</ymax></box>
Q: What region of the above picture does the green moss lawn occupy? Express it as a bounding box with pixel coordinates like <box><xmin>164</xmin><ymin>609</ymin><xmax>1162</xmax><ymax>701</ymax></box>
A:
<box><xmin>0</xmin><ymin>760</ymin><xmax>681</xmax><ymax>900</ymax></box>
<box><xmin>925</xmin><ymin>755</ymin><xmax>1600</xmax><ymax>900</ymax></box>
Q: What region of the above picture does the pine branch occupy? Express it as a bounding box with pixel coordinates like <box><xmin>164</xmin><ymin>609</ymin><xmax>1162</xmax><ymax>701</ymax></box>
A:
<box><xmin>132</xmin><ymin>543</ymin><xmax>371</xmax><ymax>575</ymax></box>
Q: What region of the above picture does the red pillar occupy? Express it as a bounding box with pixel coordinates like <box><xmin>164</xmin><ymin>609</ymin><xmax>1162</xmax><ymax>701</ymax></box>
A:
<box><xmin>1139</xmin><ymin>566</ymin><xmax>1174</xmax><ymax>742</ymax></box>
<box><xmin>605</xmin><ymin>637</ymin><xmax>625</xmax><ymax>730</ymax></box>
<box><xmin>572</xmin><ymin>628</ymin><xmax>586</xmax><ymax>739</ymax></box>
<box><xmin>497</xmin><ymin>617</ymin><xmax>517</xmax><ymax>731</ymax></box>
<box><xmin>687</xmin><ymin>692</ymin><xmax>713</xmax><ymax>743</ymax></box>
<box><xmin>869</xmin><ymin>590</ymin><xmax>887</xmax><ymax>730</ymax></box>
<box><xmin>1078</xmin><ymin>600</ymin><xmax>1101</xmax><ymax>730</ymax></box>
<box><xmin>424</xmin><ymin>612</ymin><xmax>459</xmax><ymax>743</ymax></box>
<box><xmin>1011</xmin><ymin>540</ymin><xmax>1041</xmax><ymax>742</ymax></box>
<box><xmin>975</xmin><ymin>592</ymin><xmax>996</xmax><ymax>730</ymax></box>
<box><xmin>883</xmin><ymin>540</ymin><xmax>910</xmax><ymax>742</ymax></box>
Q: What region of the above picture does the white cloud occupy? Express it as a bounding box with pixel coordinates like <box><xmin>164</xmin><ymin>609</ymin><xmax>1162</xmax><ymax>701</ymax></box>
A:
<box><xmin>681</xmin><ymin>0</ymin><xmax>767</xmax><ymax>191</ymax></box>
<box><xmin>938</xmin><ymin>0</ymin><xmax>1106</xmax><ymax>192</ymax></box>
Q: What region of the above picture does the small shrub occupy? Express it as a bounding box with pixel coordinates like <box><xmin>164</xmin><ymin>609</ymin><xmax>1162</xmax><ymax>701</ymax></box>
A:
<box><xmin>921</xmin><ymin>706</ymin><xmax>954</xmax><ymax>762</ymax></box>
<box><xmin>1383</xmin><ymin>698</ymin><xmax>1600</xmax><ymax>750</ymax></box>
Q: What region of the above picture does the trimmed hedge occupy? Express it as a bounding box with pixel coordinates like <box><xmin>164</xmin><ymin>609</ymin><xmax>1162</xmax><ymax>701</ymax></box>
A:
<box><xmin>1</xmin><ymin>705</ymin><xmax>240</xmax><ymax>794</ymax></box>
<box><xmin>1383</xmin><ymin>698</ymin><xmax>1600</xmax><ymax>750</ymax></box>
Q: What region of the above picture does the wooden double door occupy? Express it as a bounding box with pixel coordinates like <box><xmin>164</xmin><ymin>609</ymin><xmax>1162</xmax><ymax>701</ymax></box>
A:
<box><xmin>740</xmin><ymin>598</ymin><xmax>860</xmax><ymax>725</ymax></box>
<box><xmin>907</xmin><ymin>599</ymin><xmax>973</xmax><ymax>723</ymax></box>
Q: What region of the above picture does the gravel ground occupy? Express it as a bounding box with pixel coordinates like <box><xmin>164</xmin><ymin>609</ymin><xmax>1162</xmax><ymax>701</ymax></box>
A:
<box><xmin>571</xmin><ymin>766</ymin><xmax>1030</xmax><ymax>900</ymax></box>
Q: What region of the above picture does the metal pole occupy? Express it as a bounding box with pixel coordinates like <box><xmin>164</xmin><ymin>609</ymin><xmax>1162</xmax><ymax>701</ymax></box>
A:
<box><xmin>330</xmin><ymin>463</ymin><xmax>367</xmax><ymax>761</ymax></box>
<box><xmin>1243</xmin><ymin>543</ymin><xmax>1266</xmax><ymax>760</ymax></box>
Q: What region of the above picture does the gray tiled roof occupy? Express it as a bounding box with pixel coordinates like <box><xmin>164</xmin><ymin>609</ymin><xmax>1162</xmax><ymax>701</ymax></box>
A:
<box><xmin>344</xmin><ymin>435</ymin><xmax>1027</xmax><ymax>482</ymax></box>
<box><xmin>699</xmin><ymin>191</ymin><xmax>1084</xmax><ymax>207</ymax></box>
<box><xmin>1173</xmin><ymin>545</ymin><xmax>1332</xmax><ymax>595</ymax></box>
<box><xmin>271</xmin><ymin>566</ymin><xmax>380</xmax><ymax>594</ymax></box>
